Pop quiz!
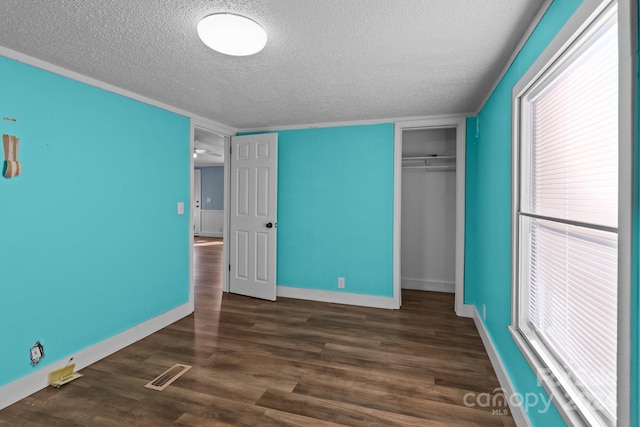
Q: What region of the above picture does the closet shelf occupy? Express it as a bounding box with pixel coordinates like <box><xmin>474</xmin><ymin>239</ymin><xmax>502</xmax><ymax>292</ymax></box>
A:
<box><xmin>402</xmin><ymin>165</ymin><xmax>456</xmax><ymax>171</ymax></box>
<box><xmin>402</xmin><ymin>155</ymin><xmax>456</xmax><ymax>171</ymax></box>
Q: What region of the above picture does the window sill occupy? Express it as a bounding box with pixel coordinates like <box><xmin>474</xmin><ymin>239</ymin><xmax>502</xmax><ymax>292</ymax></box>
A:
<box><xmin>508</xmin><ymin>326</ymin><xmax>606</xmax><ymax>426</ymax></box>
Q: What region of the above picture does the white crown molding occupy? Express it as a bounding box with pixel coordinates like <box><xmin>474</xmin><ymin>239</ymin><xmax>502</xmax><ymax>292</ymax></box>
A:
<box><xmin>0</xmin><ymin>45</ymin><xmax>237</xmax><ymax>136</ymax></box>
<box><xmin>238</xmin><ymin>113</ymin><xmax>475</xmax><ymax>133</ymax></box>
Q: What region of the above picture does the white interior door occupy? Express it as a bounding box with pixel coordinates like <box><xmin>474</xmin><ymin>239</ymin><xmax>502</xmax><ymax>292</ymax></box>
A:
<box><xmin>229</xmin><ymin>133</ymin><xmax>278</xmax><ymax>301</ymax></box>
<box><xmin>193</xmin><ymin>169</ymin><xmax>202</xmax><ymax>235</ymax></box>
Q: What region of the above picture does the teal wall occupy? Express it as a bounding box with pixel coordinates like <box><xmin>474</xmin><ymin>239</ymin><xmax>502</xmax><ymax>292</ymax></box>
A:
<box><xmin>270</xmin><ymin>124</ymin><xmax>395</xmax><ymax>297</ymax></box>
<box><xmin>0</xmin><ymin>56</ymin><xmax>191</xmax><ymax>386</ymax></box>
<box><xmin>464</xmin><ymin>1</ymin><xmax>584</xmax><ymax>425</ymax></box>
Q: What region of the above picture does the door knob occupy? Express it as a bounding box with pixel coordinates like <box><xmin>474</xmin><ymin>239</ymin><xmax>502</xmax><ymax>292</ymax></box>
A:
<box><xmin>266</xmin><ymin>222</ymin><xmax>273</xmax><ymax>229</ymax></box>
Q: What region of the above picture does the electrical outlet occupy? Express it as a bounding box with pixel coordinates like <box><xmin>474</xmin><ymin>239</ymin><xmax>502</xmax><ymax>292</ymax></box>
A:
<box><xmin>482</xmin><ymin>304</ymin><xmax>487</xmax><ymax>321</ymax></box>
<box><xmin>30</xmin><ymin>341</ymin><xmax>45</xmax><ymax>366</ymax></box>
<box><xmin>338</xmin><ymin>277</ymin><xmax>345</xmax><ymax>289</ymax></box>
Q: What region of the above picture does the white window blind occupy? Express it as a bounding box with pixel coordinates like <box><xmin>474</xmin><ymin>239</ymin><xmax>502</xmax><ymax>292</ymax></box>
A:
<box><xmin>518</xmin><ymin>8</ymin><xmax>618</xmax><ymax>426</ymax></box>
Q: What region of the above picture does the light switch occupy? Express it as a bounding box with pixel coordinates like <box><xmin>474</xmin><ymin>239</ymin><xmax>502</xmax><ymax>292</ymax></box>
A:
<box><xmin>177</xmin><ymin>202</ymin><xmax>184</xmax><ymax>215</ymax></box>
<box><xmin>206</xmin><ymin>198</ymin><xmax>211</xmax><ymax>203</ymax></box>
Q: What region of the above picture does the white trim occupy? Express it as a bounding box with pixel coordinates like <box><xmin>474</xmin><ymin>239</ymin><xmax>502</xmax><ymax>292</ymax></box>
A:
<box><xmin>474</xmin><ymin>0</ymin><xmax>553</xmax><ymax>114</ymax></box>
<box><xmin>0</xmin><ymin>303</ymin><xmax>192</xmax><ymax>410</ymax></box>
<box><xmin>238</xmin><ymin>113</ymin><xmax>474</xmax><ymax>134</ymax></box>
<box><xmin>189</xmin><ymin>124</ymin><xmax>195</xmax><ymax>306</ymax></box>
<box><xmin>200</xmin><ymin>209</ymin><xmax>225</xmax><ymax>237</ymax></box>
<box><xmin>457</xmin><ymin>303</ymin><xmax>475</xmax><ymax>318</ymax></box>
<box><xmin>0</xmin><ymin>46</ymin><xmax>237</xmax><ymax>136</ymax></box>
<box><xmin>512</xmin><ymin>0</ymin><xmax>612</xmax><ymax>101</ymax></box>
<box><xmin>277</xmin><ymin>286</ymin><xmax>398</xmax><ymax>310</ymax></box>
<box><xmin>508</xmin><ymin>326</ymin><xmax>590</xmax><ymax>426</ymax></box>
<box><xmin>615</xmin><ymin>1</ymin><xmax>635</xmax><ymax>426</ymax></box>
<box><xmin>472</xmin><ymin>309</ymin><xmax>531</xmax><ymax>427</ymax></box>
<box><xmin>192</xmin><ymin>118</ymin><xmax>235</xmax><ymax>139</ymax></box>
<box><xmin>393</xmin><ymin>122</ymin><xmax>404</xmax><ymax>309</ymax></box>
<box><xmin>222</xmin><ymin>135</ymin><xmax>232</xmax><ymax>293</ymax></box>
<box><xmin>393</xmin><ymin>117</ymin><xmax>467</xmax><ymax>316</ymax></box>
<box><xmin>401</xmin><ymin>278</ymin><xmax>454</xmax><ymax>293</ymax></box>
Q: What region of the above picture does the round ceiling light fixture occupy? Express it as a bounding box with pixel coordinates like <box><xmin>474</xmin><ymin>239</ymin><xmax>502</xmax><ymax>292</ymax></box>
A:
<box><xmin>197</xmin><ymin>13</ymin><xmax>267</xmax><ymax>56</ymax></box>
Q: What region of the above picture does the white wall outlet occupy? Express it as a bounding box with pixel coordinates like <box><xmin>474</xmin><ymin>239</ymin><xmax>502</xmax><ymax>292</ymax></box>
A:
<box><xmin>206</xmin><ymin>197</ymin><xmax>211</xmax><ymax>203</ymax></box>
<box><xmin>338</xmin><ymin>277</ymin><xmax>345</xmax><ymax>289</ymax></box>
<box><xmin>482</xmin><ymin>304</ymin><xmax>487</xmax><ymax>321</ymax></box>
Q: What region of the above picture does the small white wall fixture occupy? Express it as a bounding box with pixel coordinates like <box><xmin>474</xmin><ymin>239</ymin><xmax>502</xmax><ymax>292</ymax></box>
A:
<box><xmin>394</xmin><ymin>117</ymin><xmax>471</xmax><ymax>316</ymax></box>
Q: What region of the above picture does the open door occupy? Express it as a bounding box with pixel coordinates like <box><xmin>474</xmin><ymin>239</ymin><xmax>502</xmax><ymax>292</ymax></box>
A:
<box><xmin>229</xmin><ymin>133</ymin><xmax>278</xmax><ymax>301</ymax></box>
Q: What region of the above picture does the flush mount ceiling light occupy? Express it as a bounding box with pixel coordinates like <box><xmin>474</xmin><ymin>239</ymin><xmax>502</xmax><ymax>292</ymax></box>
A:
<box><xmin>197</xmin><ymin>13</ymin><xmax>267</xmax><ymax>56</ymax></box>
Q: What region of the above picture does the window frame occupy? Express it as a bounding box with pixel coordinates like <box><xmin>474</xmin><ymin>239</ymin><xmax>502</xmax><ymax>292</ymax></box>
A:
<box><xmin>509</xmin><ymin>0</ymin><xmax>634</xmax><ymax>425</ymax></box>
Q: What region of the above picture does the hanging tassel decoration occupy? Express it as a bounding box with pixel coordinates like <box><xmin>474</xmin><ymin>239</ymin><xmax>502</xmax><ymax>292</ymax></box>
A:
<box><xmin>3</xmin><ymin>134</ymin><xmax>21</xmax><ymax>178</ymax></box>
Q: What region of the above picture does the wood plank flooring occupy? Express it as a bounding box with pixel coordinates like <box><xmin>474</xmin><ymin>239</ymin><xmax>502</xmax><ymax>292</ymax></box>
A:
<box><xmin>0</xmin><ymin>237</ymin><xmax>515</xmax><ymax>426</ymax></box>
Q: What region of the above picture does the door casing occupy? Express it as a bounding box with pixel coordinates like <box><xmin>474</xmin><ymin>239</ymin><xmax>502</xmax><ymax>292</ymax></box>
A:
<box><xmin>394</xmin><ymin>117</ymin><xmax>471</xmax><ymax>316</ymax></box>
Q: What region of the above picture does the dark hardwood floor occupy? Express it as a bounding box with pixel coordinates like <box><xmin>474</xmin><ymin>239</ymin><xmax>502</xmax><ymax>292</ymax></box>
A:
<box><xmin>0</xmin><ymin>237</ymin><xmax>515</xmax><ymax>426</ymax></box>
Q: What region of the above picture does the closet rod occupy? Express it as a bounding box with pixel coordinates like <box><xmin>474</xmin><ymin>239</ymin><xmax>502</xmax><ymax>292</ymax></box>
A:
<box><xmin>401</xmin><ymin>155</ymin><xmax>456</xmax><ymax>160</ymax></box>
<box><xmin>402</xmin><ymin>165</ymin><xmax>456</xmax><ymax>171</ymax></box>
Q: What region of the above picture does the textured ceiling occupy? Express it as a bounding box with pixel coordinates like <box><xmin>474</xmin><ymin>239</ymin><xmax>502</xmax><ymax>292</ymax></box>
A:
<box><xmin>0</xmin><ymin>0</ymin><xmax>545</xmax><ymax>130</ymax></box>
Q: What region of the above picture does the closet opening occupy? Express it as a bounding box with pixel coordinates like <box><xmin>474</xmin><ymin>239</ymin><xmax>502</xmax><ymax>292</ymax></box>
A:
<box><xmin>393</xmin><ymin>118</ymin><xmax>468</xmax><ymax>316</ymax></box>
<box><xmin>401</xmin><ymin>128</ymin><xmax>457</xmax><ymax>293</ymax></box>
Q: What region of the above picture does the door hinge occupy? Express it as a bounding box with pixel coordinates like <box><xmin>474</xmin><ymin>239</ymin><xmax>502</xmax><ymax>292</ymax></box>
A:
<box><xmin>228</xmin><ymin>264</ymin><xmax>231</xmax><ymax>272</ymax></box>
<box><xmin>229</xmin><ymin>145</ymin><xmax>232</xmax><ymax>154</ymax></box>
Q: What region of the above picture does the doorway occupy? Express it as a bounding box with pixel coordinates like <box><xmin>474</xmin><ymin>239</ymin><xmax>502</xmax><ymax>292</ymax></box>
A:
<box><xmin>401</xmin><ymin>127</ymin><xmax>456</xmax><ymax>292</ymax></box>
<box><xmin>193</xmin><ymin>128</ymin><xmax>227</xmax><ymax>238</ymax></box>
<box><xmin>393</xmin><ymin>118</ymin><xmax>470</xmax><ymax>316</ymax></box>
<box><xmin>191</xmin><ymin>125</ymin><xmax>229</xmax><ymax>307</ymax></box>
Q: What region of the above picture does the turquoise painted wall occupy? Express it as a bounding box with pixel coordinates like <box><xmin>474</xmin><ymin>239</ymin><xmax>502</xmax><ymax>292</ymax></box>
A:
<box><xmin>0</xmin><ymin>56</ymin><xmax>191</xmax><ymax>387</ymax></box>
<box><xmin>464</xmin><ymin>1</ymin><xmax>584</xmax><ymax>425</ymax></box>
<box><xmin>273</xmin><ymin>124</ymin><xmax>395</xmax><ymax>297</ymax></box>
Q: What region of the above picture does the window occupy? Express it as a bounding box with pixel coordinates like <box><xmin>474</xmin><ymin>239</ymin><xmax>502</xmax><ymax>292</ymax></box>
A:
<box><xmin>512</xmin><ymin>3</ymin><xmax>620</xmax><ymax>426</ymax></box>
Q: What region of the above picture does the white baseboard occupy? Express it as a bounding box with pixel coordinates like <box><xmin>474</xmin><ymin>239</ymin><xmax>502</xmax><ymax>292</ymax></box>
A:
<box><xmin>456</xmin><ymin>303</ymin><xmax>475</xmax><ymax>318</ymax></box>
<box><xmin>0</xmin><ymin>302</ymin><xmax>193</xmax><ymax>410</ymax></box>
<box><xmin>401</xmin><ymin>278</ymin><xmax>454</xmax><ymax>293</ymax></box>
<box><xmin>277</xmin><ymin>286</ymin><xmax>399</xmax><ymax>309</ymax></box>
<box><xmin>471</xmin><ymin>307</ymin><xmax>530</xmax><ymax>427</ymax></box>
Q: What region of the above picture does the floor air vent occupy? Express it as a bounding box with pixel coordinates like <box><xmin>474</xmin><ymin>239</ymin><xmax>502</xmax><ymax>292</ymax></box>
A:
<box><xmin>144</xmin><ymin>364</ymin><xmax>191</xmax><ymax>391</ymax></box>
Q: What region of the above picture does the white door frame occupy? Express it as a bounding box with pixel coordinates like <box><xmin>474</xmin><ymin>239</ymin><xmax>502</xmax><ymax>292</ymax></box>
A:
<box><xmin>222</xmin><ymin>134</ymin><xmax>231</xmax><ymax>293</ymax></box>
<box><xmin>394</xmin><ymin>117</ymin><xmax>472</xmax><ymax>317</ymax></box>
<box><xmin>190</xmin><ymin>119</ymin><xmax>234</xmax><ymax>307</ymax></box>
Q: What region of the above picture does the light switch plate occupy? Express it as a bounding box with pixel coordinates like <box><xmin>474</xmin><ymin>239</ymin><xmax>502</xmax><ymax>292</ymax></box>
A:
<box><xmin>177</xmin><ymin>202</ymin><xmax>184</xmax><ymax>215</ymax></box>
